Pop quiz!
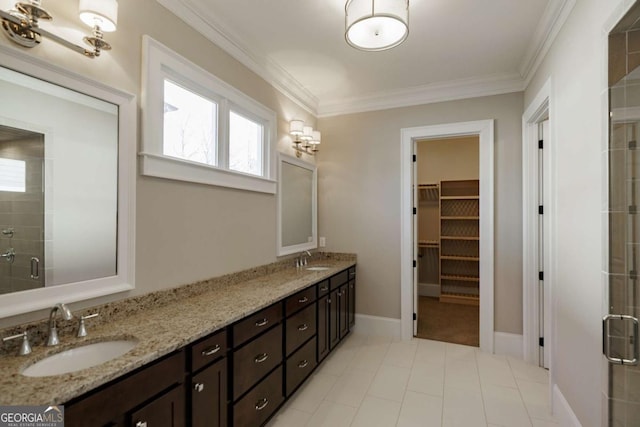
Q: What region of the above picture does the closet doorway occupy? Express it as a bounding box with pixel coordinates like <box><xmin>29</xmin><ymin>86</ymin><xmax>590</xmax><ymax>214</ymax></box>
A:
<box><xmin>415</xmin><ymin>136</ymin><xmax>480</xmax><ymax>346</ymax></box>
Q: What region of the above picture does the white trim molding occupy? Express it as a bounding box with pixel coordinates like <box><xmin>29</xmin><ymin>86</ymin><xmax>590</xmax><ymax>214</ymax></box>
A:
<box><xmin>353</xmin><ymin>314</ymin><xmax>402</xmax><ymax>338</ymax></box>
<box><xmin>494</xmin><ymin>332</ymin><xmax>524</xmax><ymax>359</ymax></box>
<box><xmin>522</xmin><ymin>78</ymin><xmax>555</xmax><ymax>368</ymax></box>
<box><xmin>553</xmin><ymin>384</ymin><xmax>583</xmax><ymax>427</ymax></box>
<box><xmin>520</xmin><ymin>0</ymin><xmax>577</xmax><ymax>86</ymax></box>
<box><xmin>400</xmin><ymin>120</ymin><xmax>495</xmax><ymax>353</ymax></box>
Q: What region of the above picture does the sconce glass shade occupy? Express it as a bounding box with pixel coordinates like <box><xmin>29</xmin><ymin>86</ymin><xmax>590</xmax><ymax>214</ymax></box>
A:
<box><xmin>301</xmin><ymin>126</ymin><xmax>314</xmax><ymax>141</ymax></box>
<box><xmin>289</xmin><ymin>120</ymin><xmax>304</xmax><ymax>136</ymax></box>
<box><xmin>345</xmin><ymin>0</ymin><xmax>409</xmax><ymax>51</ymax></box>
<box><xmin>310</xmin><ymin>130</ymin><xmax>321</xmax><ymax>145</ymax></box>
<box><xmin>79</xmin><ymin>0</ymin><xmax>118</xmax><ymax>32</ymax></box>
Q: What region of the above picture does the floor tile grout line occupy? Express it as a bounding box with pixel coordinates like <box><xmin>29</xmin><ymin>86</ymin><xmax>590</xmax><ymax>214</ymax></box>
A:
<box><xmin>472</xmin><ymin>346</ymin><xmax>491</xmax><ymax>427</ymax></box>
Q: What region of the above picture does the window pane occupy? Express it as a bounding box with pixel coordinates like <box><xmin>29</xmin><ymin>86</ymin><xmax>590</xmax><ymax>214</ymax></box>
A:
<box><xmin>163</xmin><ymin>80</ymin><xmax>217</xmax><ymax>166</ymax></box>
<box><xmin>229</xmin><ymin>111</ymin><xmax>263</xmax><ymax>176</ymax></box>
<box><xmin>0</xmin><ymin>158</ymin><xmax>25</xmax><ymax>192</ymax></box>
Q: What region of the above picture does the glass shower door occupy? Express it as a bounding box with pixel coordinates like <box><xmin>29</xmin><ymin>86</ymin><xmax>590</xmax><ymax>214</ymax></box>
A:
<box><xmin>0</xmin><ymin>127</ymin><xmax>45</xmax><ymax>294</ymax></box>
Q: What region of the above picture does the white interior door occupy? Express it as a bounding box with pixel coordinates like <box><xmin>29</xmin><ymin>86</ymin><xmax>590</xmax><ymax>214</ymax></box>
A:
<box><xmin>538</xmin><ymin>119</ymin><xmax>551</xmax><ymax>369</ymax></box>
<box><xmin>412</xmin><ymin>141</ymin><xmax>419</xmax><ymax>336</ymax></box>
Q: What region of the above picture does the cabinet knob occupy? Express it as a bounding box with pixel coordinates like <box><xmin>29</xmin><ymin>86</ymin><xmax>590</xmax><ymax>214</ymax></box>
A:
<box><xmin>194</xmin><ymin>382</ymin><xmax>205</xmax><ymax>393</ymax></box>
<box><xmin>254</xmin><ymin>353</ymin><xmax>269</xmax><ymax>363</ymax></box>
<box><xmin>297</xmin><ymin>323</ymin><xmax>309</xmax><ymax>332</ymax></box>
<box><xmin>255</xmin><ymin>398</ymin><xmax>269</xmax><ymax>411</ymax></box>
<box><xmin>136</xmin><ymin>422</ymin><xmax>148</xmax><ymax>427</ymax></box>
<box><xmin>201</xmin><ymin>344</ymin><xmax>221</xmax><ymax>357</ymax></box>
<box><xmin>298</xmin><ymin>296</ymin><xmax>309</xmax><ymax>303</ymax></box>
<box><xmin>297</xmin><ymin>359</ymin><xmax>309</xmax><ymax>368</ymax></box>
<box><xmin>255</xmin><ymin>318</ymin><xmax>269</xmax><ymax>327</ymax></box>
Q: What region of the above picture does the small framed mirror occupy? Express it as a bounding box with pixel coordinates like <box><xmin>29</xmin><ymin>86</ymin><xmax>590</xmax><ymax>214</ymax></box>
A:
<box><xmin>277</xmin><ymin>153</ymin><xmax>317</xmax><ymax>256</ymax></box>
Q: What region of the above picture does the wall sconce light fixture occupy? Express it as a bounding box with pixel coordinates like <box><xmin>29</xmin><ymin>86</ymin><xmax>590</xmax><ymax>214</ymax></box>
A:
<box><xmin>290</xmin><ymin>120</ymin><xmax>321</xmax><ymax>158</ymax></box>
<box><xmin>0</xmin><ymin>0</ymin><xmax>118</xmax><ymax>58</ymax></box>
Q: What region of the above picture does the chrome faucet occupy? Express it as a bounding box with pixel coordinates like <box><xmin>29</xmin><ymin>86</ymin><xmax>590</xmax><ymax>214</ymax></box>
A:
<box><xmin>298</xmin><ymin>250</ymin><xmax>312</xmax><ymax>267</ymax></box>
<box><xmin>47</xmin><ymin>303</ymin><xmax>73</xmax><ymax>346</ymax></box>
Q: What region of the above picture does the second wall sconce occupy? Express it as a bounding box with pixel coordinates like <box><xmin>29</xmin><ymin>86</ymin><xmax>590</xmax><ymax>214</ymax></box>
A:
<box><xmin>290</xmin><ymin>120</ymin><xmax>321</xmax><ymax>158</ymax></box>
<box><xmin>0</xmin><ymin>0</ymin><xmax>118</xmax><ymax>58</ymax></box>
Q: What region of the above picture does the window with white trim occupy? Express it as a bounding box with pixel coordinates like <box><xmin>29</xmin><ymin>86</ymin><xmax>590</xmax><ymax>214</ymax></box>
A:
<box><xmin>141</xmin><ymin>36</ymin><xmax>277</xmax><ymax>194</ymax></box>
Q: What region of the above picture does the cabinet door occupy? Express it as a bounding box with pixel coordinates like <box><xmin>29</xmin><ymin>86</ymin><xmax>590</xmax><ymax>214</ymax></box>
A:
<box><xmin>338</xmin><ymin>284</ymin><xmax>349</xmax><ymax>340</ymax></box>
<box><xmin>130</xmin><ymin>385</ymin><xmax>185</xmax><ymax>427</ymax></box>
<box><xmin>317</xmin><ymin>294</ymin><xmax>330</xmax><ymax>362</ymax></box>
<box><xmin>348</xmin><ymin>279</ymin><xmax>356</xmax><ymax>329</ymax></box>
<box><xmin>329</xmin><ymin>289</ymin><xmax>340</xmax><ymax>350</ymax></box>
<box><xmin>191</xmin><ymin>358</ymin><xmax>227</xmax><ymax>427</ymax></box>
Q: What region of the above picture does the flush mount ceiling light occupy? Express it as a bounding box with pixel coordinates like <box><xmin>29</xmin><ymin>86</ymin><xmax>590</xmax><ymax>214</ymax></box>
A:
<box><xmin>345</xmin><ymin>0</ymin><xmax>409</xmax><ymax>51</ymax></box>
<box><xmin>0</xmin><ymin>0</ymin><xmax>118</xmax><ymax>58</ymax></box>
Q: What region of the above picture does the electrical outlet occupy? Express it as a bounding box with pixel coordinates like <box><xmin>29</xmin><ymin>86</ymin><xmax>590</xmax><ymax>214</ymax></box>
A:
<box><xmin>319</xmin><ymin>237</ymin><xmax>326</xmax><ymax>247</ymax></box>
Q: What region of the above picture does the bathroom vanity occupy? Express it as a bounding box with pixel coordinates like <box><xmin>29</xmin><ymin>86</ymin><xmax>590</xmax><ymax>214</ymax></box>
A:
<box><xmin>0</xmin><ymin>257</ymin><xmax>356</xmax><ymax>427</ymax></box>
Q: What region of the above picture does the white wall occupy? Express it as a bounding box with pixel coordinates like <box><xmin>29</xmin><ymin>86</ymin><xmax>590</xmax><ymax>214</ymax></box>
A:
<box><xmin>524</xmin><ymin>0</ymin><xmax>630</xmax><ymax>425</ymax></box>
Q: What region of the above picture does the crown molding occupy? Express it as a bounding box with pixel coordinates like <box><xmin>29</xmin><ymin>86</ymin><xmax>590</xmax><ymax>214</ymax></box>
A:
<box><xmin>156</xmin><ymin>0</ymin><xmax>319</xmax><ymax>115</ymax></box>
<box><xmin>519</xmin><ymin>0</ymin><xmax>576</xmax><ymax>86</ymax></box>
<box><xmin>317</xmin><ymin>73</ymin><xmax>525</xmax><ymax>118</ymax></box>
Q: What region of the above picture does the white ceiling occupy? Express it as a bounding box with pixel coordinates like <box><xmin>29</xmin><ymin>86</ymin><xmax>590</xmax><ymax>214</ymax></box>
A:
<box><xmin>159</xmin><ymin>0</ymin><xmax>573</xmax><ymax>117</ymax></box>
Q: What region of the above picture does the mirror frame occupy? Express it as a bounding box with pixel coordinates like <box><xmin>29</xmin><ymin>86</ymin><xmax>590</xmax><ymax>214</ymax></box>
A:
<box><xmin>0</xmin><ymin>45</ymin><xmax>136</xmax><ymax>319</ymax></box>
<box><xmin>276</xmin><ymin>153</ymin><xmax>317</xmax><ymax>256</ymax></box>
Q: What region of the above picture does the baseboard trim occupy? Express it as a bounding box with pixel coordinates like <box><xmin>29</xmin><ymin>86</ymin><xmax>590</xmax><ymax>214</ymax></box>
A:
<box><xmin>353</xmin><ymin>314</ymin><xmax>401</xmax><ymax>338</ymax></box>
<box><xmin>553</xmin><ymin>384</ymin><xmax>582</xmax><ymax>427</ymax></box>
<box><xmin>418</xmin><ymin>283</ymin><xmax>440</xmax><ymax>297</ymax></box>
<box><xmin>494</xmin><ymin>332</ymin><xmax>524</xmax><ymax>358</ymax></box>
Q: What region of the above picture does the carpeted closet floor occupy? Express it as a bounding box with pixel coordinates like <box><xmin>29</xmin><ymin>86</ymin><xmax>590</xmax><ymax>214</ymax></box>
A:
<box><xmin>415</xmin><ymin>296</ymin><xmax>479</xmax><ymax>347</ymax></box>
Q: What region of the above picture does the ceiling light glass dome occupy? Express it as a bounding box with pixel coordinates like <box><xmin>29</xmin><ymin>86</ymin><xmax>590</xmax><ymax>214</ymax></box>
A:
<box><xmin>345</xmin><ymin>0</ymin><xmax>409</xmax><ymax>51</ymax></box>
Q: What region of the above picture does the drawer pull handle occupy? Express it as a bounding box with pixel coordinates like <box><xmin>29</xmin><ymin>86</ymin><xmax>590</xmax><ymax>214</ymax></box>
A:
<box><xmin>255</xmin><ymin>398</ymin><xmax>269</xmax><ymax>411</ymax></box>
<box><xmin>136</xmin><ymin>422</ymin><xmax>148</xmax><ymax>427</ymax></box>
<box><xmin>298</xmin><ymin>359</ymin><xmax>309</xmax><ymax>368</ymax></box>
<box><xmin>320</xmin><ymin>286</ymin><xmax>328</xmax><ymax>292</ymax></box>
<box><xmin>201</xmin><ymin>344</ymin><xmax>221</xmax><ymax>357</ymax></box>
<box><xmin>255</xmin><ymin>318</ymin><xmax>269</xmax><ymax>327</ymax></box>
<box><xmin>349</xmin><ymin>272</ymin><xmax>356</xmax><ymax>277</ymax></box>
<box><xmin>194</xmin><ymin>382</ymin><xmax>205</xmax><ymax>393</ymax></box>
<box><xmin>298</xmin><ymin>296</ymin><xmax>309</xmax><ymax>303</ymax></box>
<box><xmin>298</xmin><ymin>324</ymin><xmax>309</xmax><ymax>331</ymax></box>
<box><xmin>254</xmin><ymin>353</ymin><xmax>269</xmax><ymax>363</ymax></box>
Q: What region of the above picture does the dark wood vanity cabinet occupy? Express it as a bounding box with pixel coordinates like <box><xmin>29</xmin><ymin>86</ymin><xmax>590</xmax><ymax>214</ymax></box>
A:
<box><xmin>189</xmin><ymin>329</ymin><xmax>228</xmax><ymax>427</ymax></box>
<box><xmin>64</xmin><ymin>350</ymin><xmax>186</xmax><ymax>427</ymax></box>
<box><xmin>63</xmin><ymin>265</ymin><xmax>355</xmax><ymax>427</ymax></box>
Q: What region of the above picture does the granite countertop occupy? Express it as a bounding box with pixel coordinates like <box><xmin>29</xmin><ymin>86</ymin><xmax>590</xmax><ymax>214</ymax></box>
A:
<box><xmin>0</xmin><ymin>258</ymin><xmax>355</xmax><ymax>405</ymax></box>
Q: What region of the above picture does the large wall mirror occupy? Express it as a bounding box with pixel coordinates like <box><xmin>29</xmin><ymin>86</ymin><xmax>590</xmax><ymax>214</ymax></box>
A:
<box><xmin>0</xmin><ymin>46</ymin><xmax>136</xmax><ymax>319</ymax></box>
<box><xmin>277</xmin><ymin>153</ymin><xmax>317</xmax><ymax>256</ymax></box>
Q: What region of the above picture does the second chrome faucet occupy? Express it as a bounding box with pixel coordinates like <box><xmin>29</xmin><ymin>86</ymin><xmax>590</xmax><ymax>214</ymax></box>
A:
<box><xmin>47</xmin><ymin>303</ymin><xmax>73</xmax><ymax>346</ymax></box>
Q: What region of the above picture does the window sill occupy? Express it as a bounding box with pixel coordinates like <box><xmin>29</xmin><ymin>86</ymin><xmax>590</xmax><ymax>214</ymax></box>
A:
<box><xmin>139</xmin><ymin>152</ymin><xmax>276</xmax><ymax>194</ymax></box>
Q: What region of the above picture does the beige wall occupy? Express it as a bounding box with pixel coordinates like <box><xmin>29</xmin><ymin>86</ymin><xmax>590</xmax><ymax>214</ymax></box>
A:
<box><xmin>0</xmin><ymin>0</ymin><xmax>314</xmax><ymax>328</ymax></box>
<box><xmin>417</xmin><ymin>136</ymin><xmax>479</xmax><ymax>183</ymax></box>
<box><xmin>318</xmin><ymin>92</ymin><xmax>524</xmax><ymax>334</ymax></box>
<box><xmin>524</xmin><ymin>0</ymin><xmax>627</xmax><ymax>425</ymax></box>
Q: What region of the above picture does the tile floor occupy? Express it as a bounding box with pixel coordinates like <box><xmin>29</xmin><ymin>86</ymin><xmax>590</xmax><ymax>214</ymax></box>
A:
<box><xmin>266</xmin><ymin>332</ymin><xmax>558</xmax><ymax>427</ymax></box>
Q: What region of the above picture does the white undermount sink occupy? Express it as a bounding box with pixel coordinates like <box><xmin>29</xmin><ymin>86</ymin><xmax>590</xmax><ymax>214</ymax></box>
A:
<box><xmin>22</xmin><ymin>339</ymin><xmax>138</xmax><ymax>377</ymax></box>
<box><xmin>306</xmin><ymin>266</ymin><xmax>330</xmax><ymax>271</ymax></box>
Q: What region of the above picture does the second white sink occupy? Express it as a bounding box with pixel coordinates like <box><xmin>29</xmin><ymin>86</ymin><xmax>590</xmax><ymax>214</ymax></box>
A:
<box><xmin>22</xmin><ymin>340</ymin><xmax>138</xmax><ymax>377</ymax></box>
<box><xmin>306</xmin><ymin>266</ymin><xmax>330</xmax><ymax>271</ymax></box>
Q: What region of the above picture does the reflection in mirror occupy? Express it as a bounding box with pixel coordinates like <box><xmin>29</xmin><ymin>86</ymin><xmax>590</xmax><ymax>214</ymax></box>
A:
<box><xmin>0</xmin><ymin>53</ymin><xmax>132</xmax><ymax>317</ymax></box>
<box><xmin>277</xmin><ymin>153</ymin><xmax>317</xmax><ymax>256</ymax></box>
<box><xmin>0</xmin><ymin>66</ymin><xmax>118</xmax><ymax>295</ymax></box>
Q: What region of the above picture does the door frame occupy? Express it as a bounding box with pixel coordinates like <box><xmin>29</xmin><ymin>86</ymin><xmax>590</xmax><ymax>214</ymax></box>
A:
<box><xmin>522</xmin><ymin>78</ymin><xmax>555</xmax><ymax>368</ymax></box>
<box><xmin>400</xmin><ymin>120</ymin><xmax>495</xmax><ymax>353</ymax></box>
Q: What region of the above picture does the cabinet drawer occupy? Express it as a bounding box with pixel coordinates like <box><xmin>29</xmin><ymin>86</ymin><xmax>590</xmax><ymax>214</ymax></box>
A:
<box><xmin>233</xmin><ymin>366</ymin><xmax>283</xmax><ymax>427</ymax></box>
<box><xmin>285</xmin><ymin>304</ymin><xmax>316</xmax><ymax>356</ymax></box>
<box><xmin>233</xmin><ymin>303</ymin><xmax>283</xmax><ymax>347</ymax></box>
<box><xmin>317</xmin><ymin>280</ymin><xmax>330</xmax><ymax>297</ymax></box>
<box><xmin>330</xmin><ymin>269</ymin><xmax>349</xmax><ymax>290</ymax></box>
<box><xmin>286</xmin><ymin>337</ymin><xmax>317</xmax><ymax>397</ymax></box>
<box><xmin>285</xmin><ymin>286</ymin><xmax>316</xmax><ymax>316</ymax></box>
<box><xmin>191</xmin><ymin>329</ymin><xmax>226</xmax><ymax>372</ymax></box>
<box><xmin>233</xmin><ymin>324</ymin><xmax>283</xmax><ymax>400</ymax></box>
